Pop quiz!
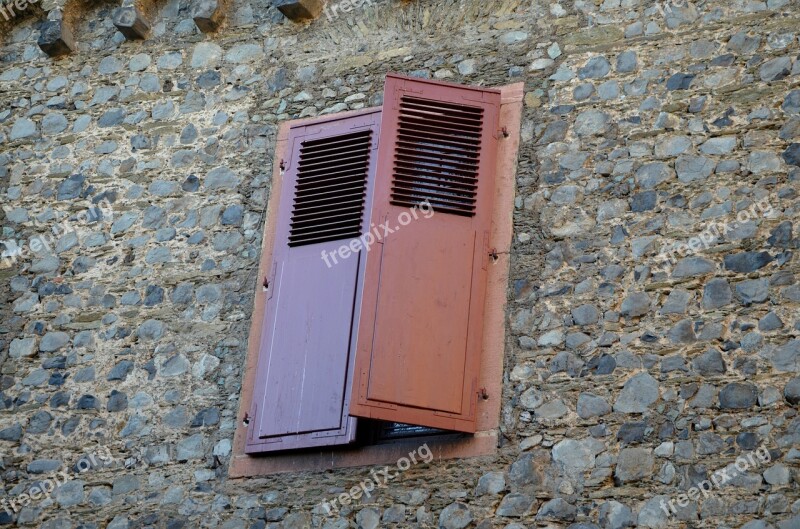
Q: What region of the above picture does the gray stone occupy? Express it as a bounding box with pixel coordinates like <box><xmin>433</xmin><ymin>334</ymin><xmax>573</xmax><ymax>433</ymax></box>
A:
<box><xmin>638</xmin><ymin>495</ymin><xmax>671</xmax><ymax>528</ymax></box>
<box><xmin>728</xmin><ymin>31</ymin><xmax>761</xmax><ymax>54</ymax></box>
<box><xmin>703</xmin><ymin>278</ymin><xmax>733</xmax><ymax>309</ymax></box>
<box><xmin>598</xmin><ymin>501</ymin><xmax>634</xmax><ymax>529</ymax></box>
<box><xmin>763</xmin><ymin>465</ymin><xmax>791</xmax><ymax>485</ymax></box>
<box><xmin>221</xmin><ymin>204</ymin><xmax>244</xmax><ymax>225</ymax></box>
<box><xmin>191</xmin><ymin>42</ymin><xmax>222</xmax><ymax>68</ymax></box>
<box><xmin>157</xmin><ymin>51</ymin><xmax>183</xmax><ymax>69</ymax></box>
<box><xmin>205</xmin><ymin>166</ymin><xmax>240</xmax><ymax>190</ymax></box>
<box><xmin>759</xmin><ymin>312</ymin><xmax>784</xmax><ymax>331</ymax></box>
<box><xmin>615</xmin><ymin>448</ymin><xmax>654</xmax><ymax>483</ymax></box>
<box><xmin>225</xmin><ymin>44</ymin><xmax>263</xmax><ymax>64</ymax></box>
<box><xmin>771</xmin><ymin>340</ymin><xmax>800</xmax><ymax>372</ymax></box>
<box><xmin>57</xmin><ymin>173</ymin><xmax>86</xmax><ymax>200</ymax></box>
<box><xmin>673</xmin><ymin>257</ymin><xmax>716</xmax><ymax>278</ymax></box>
<box><xmin>783</xmin><ymin>90</ymin><xmax>800</xmax><ymax>114</ymax></box>
<box><xmin>77</xmin><ymin>394</ymin><xmax>100</xmax><ymax>409</ymax></box>
<box><xmin>575</xmin><ymin>110</ymin><xmax>611</xmax><ymax>136</ymax></box>
<box><xmin>661</xmin><ymin>290</ymin><xmax>690</xmax><ymax>314</ymax></box>
<box><xmin>635</xmin><ymin>162</ymin><xmax>674</xmax><ymax>189</ymax></box>
<box><xmin>37</xmin><ymin>19</ymin><xmax>75</xmax><ymax>57</ymax></box>
<box><xmin>577</xmin><ymin>393</ymin><xmax>611</xmax><ymax>419</ymax></box>
<box><xmin>10</xmin><ymin>117</ymin><xmax>37</xmax><ymax>140</ymax></box>
<box><xmin>666</xmin><ymin>73</ymin><xmax>695</xmax><ymax>90</ymax></box>
<box><xmin>40</xmin><ymin>332</ymin><xmax>69</xmax><ymax>352</ymax></box>
<box><xmin>0</xmin><ymin>424</ymin><xmax>23</xmax><ymax>441</ymax></box>
<box><xmin>579</xmin><ymin>57</ymin><xmax>611</xmax><ymax>79</ymax></box>
<box><xmin>668</xmin><ymin>318</ymin><xmax>695</xmax><ymax>343</ymax></box>
<box><xmin>439</xmin><ymin>502</ymin><xmax>473</xmax><ymax>528</ymax></box>
<box><xmin>476</xmin><ymin>471</ymin><xmax>505</xmax><ymax>495</ymax></box>
<box><xmin>783</xmin><ymin>143</ymin><xmax>800</xmax><ymax>167</ymax></box>
<box><xmin>760</xmin><ymin>56</ymin><xmax>792</xmax><ymax>81</ymax></box>
<box><xmin>537</xmin><ymin>498</ymin><xmax>576</xmax><ymax>521</ymax></box>
<box><xmin>107</xmin><ymin>390</ymin><xmax>128</xmax><ymax>412</ymax></box>
<box><xmin>27</xmin><ymin>410</ymin><xmax>52</xmax><ymax>433</ymax></box>
<box><xmin>98</xmin><ymin>108</ymin><xmax>126</xmax><ymax>127</ymax></box>
<box><xmin>574</xmin><ymin>83</ymin><xmax>595</xmax><ymax>101</ymax></box>
<box><xmin>735</xmin><ymin>278</ymin><xmax>770</xmax><ymax>304</ymax></box>
<box><xmin>161</xmin><ymin>354</ymin><xmax>189</xmax><ymax>377</ymax></box>
<box><xmin>112</xmin><ymin>5</ymin><xmax>150</xmax><ymax>39</ymax></box>
<box><xmin>107</xmin><ymin>360</ymin><xmax>134</xmax><ymax>381</ymax></box>
<box><xmin>553</xmin><ymin>439</ymin><xmax>595</xmax><ymax>471</ymax></box>
<box><xmin>56</xmin><ymin>480</ymin><xmax>85</xmax><ymax>507</ymax></box>
<box><xmin>129</xmin><ymin>53</ymin><xmax>151</xmax><ymax>72</ymax></box>
<box><xmin>597</xmin><ymin>81</ymin><xmax>620</xmax><ymax>100</ymax></box>
<box><xmin>749</xmin><ymin>151</ymin><xmax>782</xmax><ymax>174</ymax></box>
<box><xmin>137</xmin><ymin>319</ymin><xmax>165</xmax><ymax>341</ymax></box>
<box><xmin>572</xmin><ymin>304</ymin><xmax>599</xmax><ymax>326</ymax></box>
<box><xmin>42</xmin><ymin>113</ymin><xmax>69</xmax><ymax>135</ymax></box>
<box><xmin>700</xmin><ymin>136</ymin><xmax>737</xmax><ymax>155</ymax></box>
<box><xmin>535</xmin><ymin>399</ymin><xmax>569</xmax><ymax>419</ymax></box>
<box><xmin>785</xmin><ymin>377</ymin><xmax>800</xmax><ymax>405</ymax></box>
<box><xmin>621</xmin><ymin>292</ymin><xmax>651</xmax><ymax>318</ymax></box>
<box><xmin>31</xmin><ymin>255</ymin><xmax>60</xmax><ymax>273</ymax></box>
<box><xmin>176</xmin><ymin>433</ymin><xmax>205</xmax><ymax>460</ymax></box>
<box><xmin>191</xmin><ymin>407</ymin><xmax>220</xmax><ymax>427</ymax></box>
<box><xmin>616</xmin><ymin>51</ymin><xmax>637</xmax><ymax>72</ymax></box>
<box><xmin>111</xmin><ymin>212</ymin><xmax>138</xmax><ymax>234</ymax></box>
<box><xmin>676</xmin><ymin>155</ymin><xmax>715</xmax><ymax>183</ymax></box>
<box><xmin>10</xmin><ymin>337</ymin><xmax>36</xmax><ymax>358</ymax></box>
<box><xmin>780</xmin><ymin>118</ymin><xmax>800</xmax><ymax>140</ymax></box>
<box><xmin>655</xmin><ymin>135</ymin><xmax>691</xmax><ymax>157</ymax></box>
<box><xmin>352</xmin><ymin>508</ymin><xmax>379</xmax><ymax>529</ymax></box>
<box><xmin>614</xmin><ymin>373</ymin><xmax>659</xmax><ymax>413</ymax></box>
<box><xmin>597</xmin><ymin>199</ymin><xmax>629</xmax><ymax>221</ymax></box>
<box><xmin>496</xmin><ymin>493</ymin><xmax>532</xmax><ymax>517</ymax></box>
<box><xmin>630</xmin><ymin>190</ymin><xmax>657</xmax><ymax>212</ymax></box>
<box><xmin>719</xmin><ymin>382</ymin><xmax>758</xmax><ymax>409</ymax></box>
<box><xmin>28</xmin><ymin>459</ymin><xmax>62</xmax><ymax>473</ymax></box>
<box><xmin>692</xmin><ymin>349</ymin><xmax>726</xmax><ymax>375</ymax></box>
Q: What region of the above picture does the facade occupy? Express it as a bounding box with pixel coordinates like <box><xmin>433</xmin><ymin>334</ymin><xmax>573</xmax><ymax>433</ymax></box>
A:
<box><xmin>1</xmin><ymin>0</ymin><xmax>799</xmax><ymax>528</ymax></box>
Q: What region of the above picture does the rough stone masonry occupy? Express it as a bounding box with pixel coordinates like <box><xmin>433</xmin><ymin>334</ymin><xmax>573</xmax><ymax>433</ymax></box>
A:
<box><xmin>1</xmin><ymin>0</ymin><xmax>799</xmax><ymax>528</ymax></box>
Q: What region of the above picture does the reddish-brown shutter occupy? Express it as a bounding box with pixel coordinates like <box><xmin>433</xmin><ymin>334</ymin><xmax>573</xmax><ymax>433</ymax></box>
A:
<box><xmin>349</xmin><ymin>74</ymin><xmax>501</xmax><ymax>433</ymax></box>
<box><xmin>246</xmin><ymin>110</ymin><xmax>381</xmax><ymax>453</ymax></box>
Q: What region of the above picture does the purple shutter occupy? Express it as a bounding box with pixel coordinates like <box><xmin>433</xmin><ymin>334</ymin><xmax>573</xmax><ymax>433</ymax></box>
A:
<box><xmin>246</xmin><ymin>110</ymin><xmax>380</xmax><ymax>453</ymax></box>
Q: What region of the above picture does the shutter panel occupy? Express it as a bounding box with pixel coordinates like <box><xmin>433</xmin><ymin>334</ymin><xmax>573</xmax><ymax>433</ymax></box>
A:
<box><xmin>349</xmin><ymin>74</ymin><xmax>501</xmax><ymax>433</ymax></box>
<box><xmin>246</xmin><ymin>110</ymin><xmax>381</xmax><ymax>453</ymax></box>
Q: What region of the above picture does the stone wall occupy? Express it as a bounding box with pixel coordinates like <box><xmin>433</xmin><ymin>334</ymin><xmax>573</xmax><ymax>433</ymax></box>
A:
<box><xmin>1</xmin><ymin>0</ymin><xmax>799</xmax><ymax>528</ymax></box>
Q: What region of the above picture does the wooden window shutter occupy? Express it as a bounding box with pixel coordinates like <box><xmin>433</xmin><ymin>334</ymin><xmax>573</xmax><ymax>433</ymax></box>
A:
<box><xmin>246</xmin><ymin>110</ymin><xmax>381</xmax><ymax>453</ymax></box>
<box><xmin>349</xmin><ymin>74</ymin><xmax>502</xmax><ymax>433</ymax></box>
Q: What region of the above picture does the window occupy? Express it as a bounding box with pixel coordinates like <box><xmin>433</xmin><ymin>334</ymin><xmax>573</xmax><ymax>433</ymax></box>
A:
<box><xmin>232</xmin><ymin>74</ymin><xmax>523</xmax><ymax>475</ymax></box>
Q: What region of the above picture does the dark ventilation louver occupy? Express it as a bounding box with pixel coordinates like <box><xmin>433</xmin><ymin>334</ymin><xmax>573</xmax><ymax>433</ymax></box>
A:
<box><xmin>390</xmin><ymin>96</ymin><xmax>483</xmax><ymax>217</ymax></box>
<box><xmin>288</xmin><ymin>130</ymin><xmax>372</xmax><ymax>246</ymax></box>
